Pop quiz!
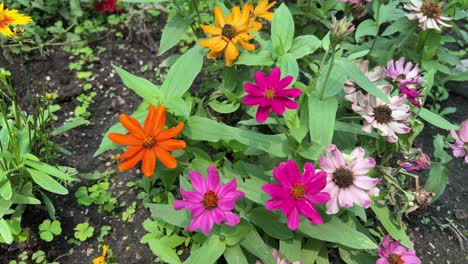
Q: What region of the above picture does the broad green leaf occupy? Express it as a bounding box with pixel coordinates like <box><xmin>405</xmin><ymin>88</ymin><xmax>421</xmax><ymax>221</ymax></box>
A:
<box><xmin>319</xmin><ymin>61</ymin><xmax>348</xmax><ymax>96</ymax></box>
<box><xmin>378</xmin><ymin>1</ymin><xmax>406</xmax><ymax>25</ymax></box>
<box><xmin>147</xmin><ymin>204</ymin><xmax>191</xmax><ymax>228</ymax></box>
<box><xmin>0</xmin><ymin>171</ymin><xmax>12</xmax><ymax>200</ymax></box>
<box><xmin>289</xmin><ymin>35</ymin><xmax>321</xmax><ymax>59</ymax></box>
<box><xmin>51</xmin><ymin>120</ymin><xmax>90</xmax><ymax>136</ymax></box>
<box><xmin>271</xmin><ymin>4</ymin><xmax>295</xmax><ymax>56</ymax></box>
<box><xmin>316</xmin><ymin>245</ymin><xmax>329</xmax><ymax>264</ymax></box>
<box><xmin>347</xmin><ymin>49</ymin><xmax>370</xmax><ymax>60</ymax></box>
<box><xmin>338</xmin><ymin>247</ymin><xmax>377</xmax><ymax>264</ymax></box>
<box><xmin>12</xmin><ymin>194</ymin><xmax>41</xmax><ymax>205</ymax></box>
<box><xmin>418</xmin><ymin>108</ymin><xmax>458</xmax><ymax>130</ymax></box>
<box><xmin>278</xmin><ymin>53</ymin><xmax>299</xmax><ymax>82</ymax></box>
<box><xmin>184</xmin><ymin>234</ymin><xmax>226</xmax><ymax>264</ymax></box>
<box><xmin>301</xmin><ymin>239</ymin><xmax>323</xmax><ymax>264</ymax></box>
<box><xmin>113</xmin><ymin>65</ymin><xmax>161</xmax><ymax>102</ymax></box>
<box><xmin>208</xmin><ymin>101</ymin><xmax>240</xmax><ymax>114</ymax></box>
<box><xmin>433</xmin><ymin>134</ymin><xmax>453</xmax><ymax>163</ymax></box>
<box><xmin>246</xmin><ymin>208</ymin><xmax>293</xmax><ymax>240</ymax></box>
<box><xmin>0</xmin><ymin>219</ymin><xmax>13</xmax><ymax>244</ymax></box>
<box><xmin>235</xmin><ymin>50</ymin><xmax>274</xmax><ymax>66</ymax></box>
<box><xmin>184</xmin><ymin>117</ymin><xmax>289</xmax><ymax>158</ymax></box>
<box><xmin>28</xmin><ymin>169</ymin><xmax>68</xmax><ymax>195</ymax></box>
<box><xmin>0</xmin><ymin>200</ymin><xmax>13</xmax><ymax>218</ymax></box>
<box><xmin>425</xmin><ymin>162</ymin><xmax>449</xmax><ymax>202</ymax></box>
<box><xmin>309</xmin><ymin>96</ymin><xmax>337</xmax><ymax>148</ymax></box>
<box><xmin>148</xmin><ymin>240</ymin><xmax>182</xmax><ymax>264</ymax></box>
<box><xmin>161</xmin><ymin>45</ymin><xmax>204</xmax><ymax>98</ymax></box>
<box><xmin>238</xmin><ymin>178</ymin><xmax>269</xmax><ymax>205</ymax></box>
<box><xmin>335</xmin><ymin>121</ymin><xmax>379</xmax><ymax>138</ymax></box>
<box><xmin>280</xmin><ymin>237</ymin><xmax>302</xmax><ymax>262</ymax></box>
<box><xmin>371</xmin><ymin>204</ymin><xmax>413</xmax><ymax>249</ymax></box>
<box><xmin>224</xmin><ymin>245</ymin><xmax>249</xmax><ymax>264</ymax></box>
<box><xmin>40</xmin><ymin>192</ymin><xmax>56</xmax><ymax>220</ymax></box>
<box><xmin>221</xmin><ymin>219</ymin><xmax>251</xmax><ymax>246</ymax></box>
<box><xmin>158</xmin><ymin>14</ymin><xmax>189</xmax><ymax>56</ymax></box>
<box><xmin>423</xmin><ymin>30</ymin><xmax>442</xmax><ymax>61</ymax></box>
<box><xmin>69</xmin><ymin>0</ymin><xmax>83</xmax><ymax>17</ymax></box>
<box><xmin>240</xmin><ymin>226</ymin><xmax>276</xmax><ymax>264</ymax></box>
<box><xmin>382</xmin><ymin>19</ymin><xmax>415</xmax><ymax>36</ymax></box>
<box><xmin>355</xmin><ymin>20</ymin><xmax>378</xmax><ymax>42</ymax></box>
<box><xmin>298</xmin><ymin>217</ymin><xmax>377</xmax><ymax>249</ymax></box>
<box><xmin>24</xmin><ymin>159</ymin><xmax>72</xmax><ymax>181</ymax></box>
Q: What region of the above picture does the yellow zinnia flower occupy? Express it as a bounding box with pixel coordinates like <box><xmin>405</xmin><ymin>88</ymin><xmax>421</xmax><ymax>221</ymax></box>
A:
<box><xmin>0</xmin><ymin>3</ymin><xmax>32</xmax><ymax>37</ymax></box>
<box><xmin>199</xmin><ymin>5</ymin><xmax>262</xmax><ymax>67</ymax></box>
<box><xmin>248</xmin><ymin>0</ymin><xmax>277</xmax><ymax>21</ymax></box>
<box><xmin>92</xmin><ymin>245</ymin><xmax>109</xmax><ymax>264</ymax></box>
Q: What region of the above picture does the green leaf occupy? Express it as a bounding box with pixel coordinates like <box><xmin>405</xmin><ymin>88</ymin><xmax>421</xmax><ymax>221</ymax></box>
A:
<box><xmin>338</xmin><ymin>247</ymin><xmax>377</xmax><ymax>264</ymax></box>
<box><xmin>309</xmin><ymin>96</ymin><xmax>337</xmax><ymax>149</ymax></box>
<box><xmin>184</xmin><ymin>117</ymin><xmax>289</xmax><ymax>158</ymax></box>
<box><xmin>40</xmin><ymin>192</ymin><xmax>56</xmax><ymax>220</ymax></box>
<box><xmin>355</xmin><ymin>20</ymin><xmax>378</xmax><ymax>42</ymax></box>
<box><xmin>220</xmin><ymin>219</ymin><xmax>251</xmax><ymax>246</ymax></box>
<box><xmin>298</xmin><ymin>217</ymin><xmax>377</xmax><ymax>249</ymax></box>
<box><xmin>289</xmin><ymin>35</ymin><xmax>321</xmax><ymax>59</ymax></box>
<box><xmin>238</xmin><ymin>178</ymin><xmax>270</xmax><ymax>205</ymax></box>
<box><xmin>208</xmin><ymin>100</ymin><xmax>240</xmax><ymax>114</ymax></box>
<box><xmin>69</xmin><ymin>0</ymin><xmax>83</xmax><ymax>17</ymax></box>
<box><xmin>280</xmin><ymin>237</ymin><xmax>302</xmax><ymax>262</ymax></box>
<box><xmin>0</xmin><ymin>219</ymin><xmax>13</xmax><ymax>244</ymax></box>
<box><xmin>12</xmin><ymin>194</ymin><xmax>41</xmax><ymax>205</ymax></box>
<box><xmin>0</xmin><ymin>171</ymin><xmax>12</xmax><ymax>200</ymax></box>
<box><xmin>113</xmin><ymin>65</ymin><xmax>161</xmax><ymax>102</ymax></box>
<box><xmin>51</xmin><ymin>120</ymin><xmax>90</xmax><ymax>136</ymax></box>
<box><xmin>423</xmin><ymin>30</ymin><xmax>442</xmax><ymax>61</ymax></box>
<box><xmin>147</xmin><ymin>204</ymin><xmax>191</xmax><ymax>228</ymax></box>
<box><xmin>148</xmin><ymin>240</ymin><xmax>182</xmax><ymax>264</ymax></box>
<box><xmin>235</xmin><ymin>50</ymin><xmax>274</xmax><ymax>66</ymax></box>
<box><xmin>224</xmin><ymin>245</ymin><xmax>249</xmax><ymax>264</ymax></box>
<box><xmin>334</xmin><ymin>121</ymin><xmax>379</xmax><ymax>138</ymax></box>
<box><xmin>371</xmin><ymin>203</ymin><xmax>413</xmax><ymax>249</ymax></box>
<box><xmin>161</xmin><ymin>45</ymin><xmax>204</xmax><ymax>98</ymax></box>
<box><xmin>419</xmin><ymin>108</ymin><xmax>458</xmax><ymax>130</ymax></box>
<box><xmin>425</xmin><ymin>162</ymin><xmax>449</xmax><ymax>202</ymax></box>
<box><xmin>184</xmin><ymin>234</ymin><xmax>226</xmax><ymax>264</ymax></box>
<box><xmin>246</xmin><ymin>208</ymin><xmax>293</xmax><ymax>240</ymax></box>
<box><xmin>28</xmin><ymin>169</ymin><xmax>68</xmax><ymax>195</ymax></box>
<box><xmin>316</xmin><ymin>246</ymin><xmax>329</xmax><ymax>264</ymax></box>
<box><xmin>240</xmin><ymin>226</ymin><xmax>276</xmax><ymax>264</ymax></box>
<box><xmin>278</xmin><ymin>53</ymin><xmax>299</xmax><ymax>82</ymax></box>
<box><xmin>24</xmin><ymin>159</ymin><xmax>72</xmax><ymax>181</ymax></box>
<box><xmin>158</xmin><ymin>14</ymin><xmax>189</xmax><ymax>56</ymax></box>
<box><xmin>301</xmin><ymin>239</ymin><xmax>323</xmax><ymax>264</ymax></box>
<box><xmin>271</xmin><ymin>3</ymin><xmax>295</xmax><ymax>56</ymax></box>
<box><xmin>433</xmin><ymin>134</ymin><xmax>453</xmax><ymax>163</ymax></box>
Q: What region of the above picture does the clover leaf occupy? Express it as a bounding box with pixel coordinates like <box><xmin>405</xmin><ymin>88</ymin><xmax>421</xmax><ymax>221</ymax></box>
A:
<box><xmin>38</xmin><ymin>220</ymin><xmax>62</xmax><ymax>242</ymax></box>
<box><xmin>74</xmin><ymin>222</ymin><xmax>94</xmax><ymax>241</ymax></box>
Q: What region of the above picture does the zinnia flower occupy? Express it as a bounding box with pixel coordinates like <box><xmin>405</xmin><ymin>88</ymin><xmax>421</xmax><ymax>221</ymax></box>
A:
<box><xmin>108</xmin><ymin>105</ymin><xmax>186</xmax><ymax>178</ymax></box>
<box><xmin>404</xmin><ymin>0</ymin><xmax>452</xmax><ymax>31</ymax></box>
<box><xmin>255</xmin><ymin>249</ymin><xmax>302</xmax><ymax>264</ymax></box>
<box><xmin>377</xmin><ymin>235</ymin><xmax>421</xmax><ymax>264</ymax></box>
<box><xmin>319</xmin><ymin>145</ymin><xmax>379</xmax><ymax>215</ymax></box>
<box><xmin>174</xmin><ymin>166</ymin><xmax>245</xmax><ymax>236</ymax></box>
<box><xmin>0</xmin><ymin>3</ymin><xmax>32</xmax><ymax>37</ymax></box>
<box><xmin>93</xmin><ymin>245</ymin><xmax>109</xmax><ymax>264</ymax></box>
<box><xmin>262</xmin><ymin>160</ymin><xmax>330</xmax><ymax>231</ymax></box>
<box><xmin>248</xmin><ymin>0</ymin><xmax>276</xmax><ymax>21</ymax></box>
<box><xmin>448</xmin><ymin>119</ymin><xmax>468</xmax><ymax>163</ymax></box>
<box><xmin>385</xmin><ymin>57</ymin><xmax>423</xmax><ymax>86</ymax></box>
<box><xmin>96</xmin><ymin>0</ymin><xmax>117</xmax><ymax>13</ymax></box>
<box><xmin>243</xmin><ymin>68</ymin><xmax>302</xmax><ymax>123</ymax></box>
<box><xmin>398</xmin><ymin>84</ymin><xmax>424</xmax><ymax>108</ymax></box>
<box><xmin>399</xmin><ymin>152</ymin><xmax>431</xmax><ymax>171</ymax></box>
<box><xmin>343</xmin><ymin>60</ymin><xmax>388</xmax><ymax>105</ymax></box>
<box><xmin>352</xmin><ymin>92</ymin><xmax>411</xmax><ymax>143</ymax></box>
<box><xmin>199</xmin><ymin>5</ymin><xmax>261</xmax><ymax>67</ymax></box>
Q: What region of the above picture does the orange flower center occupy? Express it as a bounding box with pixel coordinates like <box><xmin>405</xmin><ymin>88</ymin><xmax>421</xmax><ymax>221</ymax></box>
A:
<box><xmin>333</xmin><ymin>167</ymin><xmax>354</xmax><ymax>188</ymax></box>
<box><xmin>221</xmin><ymin>24</ymin><xmax>237</xmax><ymax>39</ymax></box>
<box><xmin>421</xmin><ymin>1</ymin><xmax>441</xmax><ymax>19</ymax></box>
<box><xmin>142</xmin><ymin>136</ymin><xmax>157</xmax><ymax>149</ymax></box>
<box><xmin>203</xmin><ymin>190</ymin><xmax>219</xmax><ymax>209</ymax></box>
<box><xmin>387</xmin><ymin>254</ymin><xmax>404</xmax><ymax>264</ymax></box>
<box><xmin>374</xmin><ymin>105</ymin><xmax>393</xmax><ymax>124</ymax></box>
<box><xmin>291</xmin><ymin>183</ymin><xmax>306</xmax><ymax>199</ymax></box>
<box><xmin>0</xmin><ymin>14</ymin><xmax>4</xmax><ymax>22</ymax></box>
<box><xmin>264</xmin><ymin>88</ymin><xmax>276</xmax><ymax>100</ymax></box>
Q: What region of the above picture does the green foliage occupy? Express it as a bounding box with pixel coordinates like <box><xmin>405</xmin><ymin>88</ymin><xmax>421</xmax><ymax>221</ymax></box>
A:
<box><xmin>38</xmin><ymin>219</ymin><xmax>62</xmax><ymax>242</ymax></box>
<box><xmin>74</xmin><ymin>222</ymin><xmax>94</xmax><ymax>242</ymax></box>
<box><xmin>75</xmin><ymin>181</ymin><xmax>117</xmax><ymax>213</ymax></box>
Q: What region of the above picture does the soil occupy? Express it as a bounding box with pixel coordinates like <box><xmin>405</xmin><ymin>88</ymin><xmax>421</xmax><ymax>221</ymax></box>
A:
<box><xmin>0</xmin><ymin>17</ymin><xmax>467</xmax><ymax>264</ymax></box>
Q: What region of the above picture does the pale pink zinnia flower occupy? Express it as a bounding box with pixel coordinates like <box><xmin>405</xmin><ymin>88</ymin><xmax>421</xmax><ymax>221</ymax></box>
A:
<box><xmin>352</xmin><ymin>91</ymin><xmax>412</xmax><ymax>143</ymax></box>
<box><xmin>243</xmin><ymin>68</ymin><xmax>302</xmax><ymax>123</ymax></box>
<box><xmin>262</xmin><ymin>160</ymin><xmax>329</xmax><ymax>230</ymax></box>
<box><xmin>343</xmin><ymin>60</ymin><xmax>388</xmax><ymax>105</ymax></box>
<box><xmin>255</xmin><ymin>249</ymin><xmax>302</xmax><ymax>264</ymax></box>
<box><xmin>448</xmin><ymin>120</ymin><xmax>468</xmax><ymax>163</ymax></box>
<box><xmin>377</xmin><ymin>235</ymin><xmax>421</xmax><ymax>264</ymax></box>
<box><xmin>404</xmin><ymin>0</ymin><xmax>452</xmax><ymax>31</ymax></box>
<box><xmin>385</xmin><ymin>57</ymin><xmax>423</xmax><ymax>85</ymax></box>
<box><xmin>319</xmin><ymin>145</ymin><xmax>379</xmax><ymax>215</ymax></box>
<box><xmin>173</xmin><ymin>166</ymin><xmax>245</xmax><ymax>236</ymax></box>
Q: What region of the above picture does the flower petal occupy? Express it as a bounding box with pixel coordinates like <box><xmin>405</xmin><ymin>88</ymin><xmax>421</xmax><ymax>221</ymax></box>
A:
<box><xmin>154</xmin><ymin>146</ymin><xmax>177</xmax><ymax>169</ymax></box>
<box><xmin>142</xmin><ymin>149</ymin><xmax>156</xmax><ymax>178</ymax></box>
<box><xmin>157</xmin><ymin>123</ymin><xmax>184</xmax><ymax>141</ymax></box>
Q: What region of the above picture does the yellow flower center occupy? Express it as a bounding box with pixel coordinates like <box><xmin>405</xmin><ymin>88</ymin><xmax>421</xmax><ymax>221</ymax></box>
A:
<box><xmin>332</xmin><ymin>167</ymin><xmax>354</xmax><ymax>188</ymax></box>
<box><xmin>291</xmin><ymin>183</ymin><xmax>306</xmax><ymax>199</ymax></box>
<box><xmin>374</xmin><ymin>105</ymin><xmax>393</xmax><ymax>124</ymax></box>
<box><xmin>421</xmin><ymin>1</ymin><xmax>441</xmax><ymax>19</ymax></box>
<box><xmin>387</xmin><ymin>254</ymin><xmax>404</xmax><ymax>264</ymax></box>
<box><xmin>142</xmin><ymin>136</ymin><xmax>157</xmax><ymax>149</ymax></box>
<box><xmin>221</xmin><ymin>24</ymin><xmax>237</xmax><ymax>39</ymax></box>
<box><xmin>203</xmin><ymin>190</ymin><xmax>219</xmax><ymax>209</ymax></box>
<box><xmin>264</xmin><ymin>88</ymin><xmax>276</xmax><ymax>100</ymax></box>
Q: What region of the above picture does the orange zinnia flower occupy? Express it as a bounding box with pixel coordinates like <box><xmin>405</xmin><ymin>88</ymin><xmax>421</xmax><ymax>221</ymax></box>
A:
<box><xmin>199</xmin><ymin>5</ymin><xmax>262</xmax><ymax>67</ymax></box>
<box><xmin>108</xmin><ymin>105</ymin><xmax>186</xmax><ymax>178</ymax></box>
<box><xmin>246</xmin><ymin>0</ymin><xmax>277</xmax><ymax>21</ymax></box>
<box><xmin>0</xmin><ymin>3</ymin><xmax>32</xmax><ymax>37</ymax></box>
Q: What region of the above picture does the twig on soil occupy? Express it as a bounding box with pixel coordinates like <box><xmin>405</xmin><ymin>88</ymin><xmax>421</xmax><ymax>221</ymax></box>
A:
<box><xmin>431</xmin><ymin>216</ymin><xmax>468</xmax><ymax>251</ymax></box>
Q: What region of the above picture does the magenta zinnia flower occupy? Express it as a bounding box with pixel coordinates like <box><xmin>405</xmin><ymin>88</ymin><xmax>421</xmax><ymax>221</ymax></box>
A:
<box><xmin>262</xmin><ymin>160</ymin><xmax>329</xmax><ymax>231</ymax></box>
<box><xmin>319</xmin><ymin>145</ymin><xmax>379</xmax><ymax>215</ymax></box>
<box><xmin>243</xmin><ymin>68</ymin><xmax>302</xmax><ymax>123</ymax></box>
<box><xmin>448</xmin><ymin>120</ymin><xmax>468</xmax><ymax>163</ymax></box>
<box><xmin>398</xmin><ymin>84</ymin><xmax>424</xmax><ymax>108</ymax></box>
<box><xmin>377</xmin><ymin>235</ymin><xmax>421</xmax><ymax>264</ymax></box>
<box><xmin>173</xmin><ymin>166</ymin><xmax>245</xmax><ymax>236</ymax></box>
<box><xmin>400</xmin><ymin>152</ymin><xmax>431</xmax><ymax>171</ymax></box>
<box><xmin>385</xmin><ymin>57</ymin><xmax>423</xmax><ymax>85</ymax></box>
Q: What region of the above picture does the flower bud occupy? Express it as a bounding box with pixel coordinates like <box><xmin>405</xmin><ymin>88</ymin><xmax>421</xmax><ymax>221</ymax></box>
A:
<box><xmin>330</xmin><ymin>16</ymin><xmax>355</xmax><ymax>46</ymax></box>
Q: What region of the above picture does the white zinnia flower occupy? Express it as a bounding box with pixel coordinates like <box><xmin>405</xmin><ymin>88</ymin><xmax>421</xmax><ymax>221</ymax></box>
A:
<box><xmin>404</xmin><ymin>0</ymin><xmax>452</xmax><ymax>31</ymax></box>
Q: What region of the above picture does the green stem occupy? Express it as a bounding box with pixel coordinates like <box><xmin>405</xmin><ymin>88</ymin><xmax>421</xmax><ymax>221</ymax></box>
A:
<box><xmin>309</xmin><ymin>48</ymin><xmax>330</xmax><ymax>93</ymax></box>
<box><xmin>192</xmin><ymin>0</ymin><xmax>202</xmax><ymax>26</ymax></box>
<box><xmin>320</xmin><ymin>47</ymin><xmax>337</xmax><ymax>100</ymax></box>
<box><xmin>273</xmin><ymin>113</ymin><xmax>296</xmax><ymax>143</ymax></box>
<box><xmin>367</xmin><ymin>0</ymin><xmax>382</xmax><ymax>59</ymax></box>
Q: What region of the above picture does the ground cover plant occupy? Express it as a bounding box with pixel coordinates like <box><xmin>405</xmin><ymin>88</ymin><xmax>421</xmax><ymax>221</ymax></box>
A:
<box><xmin>0</xmin><ymin>0</ymin><xmax>467</xmax><ymax>263</ymax></box>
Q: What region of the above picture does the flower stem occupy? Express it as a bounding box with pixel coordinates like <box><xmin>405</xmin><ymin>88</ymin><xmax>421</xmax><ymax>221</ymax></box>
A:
<box><xmin>367</xmin><ymin>0</ymin><xmax>382</xmax><ymax>60</ymax></box>
<box><xmin>273</xmin><ymin>113</ymin><xmax>296</xmax><ymax>143</ymax></box>
<box><xmin>320</xmin><ymin>47</ymin><xmax>337</xmax><ymax>100</ymax></box>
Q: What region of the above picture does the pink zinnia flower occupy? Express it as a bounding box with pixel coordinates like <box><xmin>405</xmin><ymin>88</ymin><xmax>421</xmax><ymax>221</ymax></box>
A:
<box><xmin>377</xmin><ymin>235</ymin><xmax>421</xmax><ymax>264</ymax></box>
<box><xmin>385</xmin><ymin>57</ymin><xmax>423</xmax><ymax>85</ymax></box>
<box><xmin>352</xmin><ymin>92</ymin><xmax>412</xmax><ymax>143</ymax></box>
<box><xmin>319</xmin><ymin>145</ymin><xmax>379</xmax><ymax>215</ymax></box>
<box><xmin>262</xmin><ymin>160</ymin><xmax>329</xmax><ymax>231</ymax></box>
<box><xmin>448</xmin><ymin>120</ymin><xmax>468</xmax><ymax>163</ymax></box>
<box><xmin>404</xmin><ymin>0</ymin><xmax>452</xmax><ymax>32</ymax></box>
<box><xmin>400</xmin><ymin>152</ymin><xmax>431</xmax><ymax>171</ymax></box>
<box><xmin>255</xmin><ymin>249</ymin><xmax>302</xmax><ymax>264</ymax></box>
<box><xmin>173</xmin><ymin>166</ymin><xmax>245</xmax><ymax>236</ymax></box>
<box><xmin>96</xmin><ymin>0</ymin><xmax>117</xmax><ymax>13</ymax></box>
<box><xmin>398</xmin><ymin>84</ymin><xmax>424</xmax><ymax>108</ymax></box>
<box><xmin>243</xmin><ymin>68</ymin><xmax>302</xmax><ymax>123</ymax></box>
